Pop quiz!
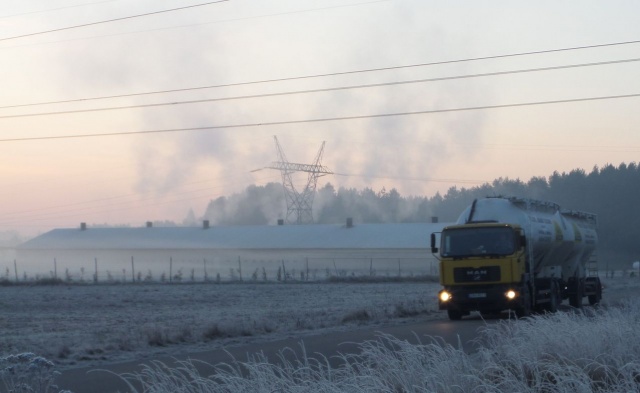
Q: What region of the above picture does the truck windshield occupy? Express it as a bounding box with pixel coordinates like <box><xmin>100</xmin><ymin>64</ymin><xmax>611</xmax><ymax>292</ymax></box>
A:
<box><xmin>441</xmin><ymin>227</ymin><xmax>516</xmax><ymax>257</ymax></box>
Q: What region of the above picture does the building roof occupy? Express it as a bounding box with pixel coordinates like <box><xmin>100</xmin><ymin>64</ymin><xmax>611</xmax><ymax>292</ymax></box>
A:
<box><xmin>18</xmin><ymin>222</ymin><xmax>449</xmax><ymax>251</ymax></box>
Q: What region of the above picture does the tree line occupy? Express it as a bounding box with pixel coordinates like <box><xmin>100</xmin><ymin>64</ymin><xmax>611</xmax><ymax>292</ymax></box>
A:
<box><xmin>203</xmin><ymin>162</ymin><xmax>640</xmax><ymax>267</ymax></box>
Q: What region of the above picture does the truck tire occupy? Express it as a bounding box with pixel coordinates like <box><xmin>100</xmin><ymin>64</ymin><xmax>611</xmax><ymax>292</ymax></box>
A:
<box><xmin>588</xmin><ymin>284</ymin><xmax>602</xmax><ymax>305</ymax></box>
<box><xmin>516</xmin><ymin>303</ymin><xmax>531</xmax><ymax>318</ymax></box>
<box><xmin>515</xmin><ymin>286</ymin><xmax>532</xmax><ymax>318</ymax></box>
<box><xmin>569</xmin><ymin>280</ymin><xmax>584</xmax><ymax>308</ymax></box>
<box><xmin>447</xmin><ymin>309</ymin><xmax>463</xmax><ymax>321</ymax></box>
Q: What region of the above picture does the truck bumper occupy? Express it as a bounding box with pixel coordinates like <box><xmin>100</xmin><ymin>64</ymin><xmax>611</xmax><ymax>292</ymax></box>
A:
<box><xmin>439</xmin><ymin>285</ymin><xmax>524</xmax><ymax>313</ymax></box>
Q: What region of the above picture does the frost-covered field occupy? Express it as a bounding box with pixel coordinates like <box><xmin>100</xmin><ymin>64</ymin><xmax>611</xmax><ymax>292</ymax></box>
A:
<box><xmin>127</xmin><ymin>294</ymin><xmax>640</xmax><ymax>393</ymax></box>
<box><xmin>0</xmin><ymin>279</ymin><xmax>442</xmax><ymax>370</ymax></box>
<box><xmin>2</xmin><ymin>277</ymin><xmax>640</xmax><ymax>392</ymax></box>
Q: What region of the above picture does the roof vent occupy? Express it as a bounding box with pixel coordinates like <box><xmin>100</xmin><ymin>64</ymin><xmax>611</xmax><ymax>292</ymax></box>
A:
<box><xmin>346</xmin><ymin>217</ymin><xmax>353</xmax><ymax>228</ymax></box>
<box><xmin>146</xmin><ymin>221</ymin><xmax>153</xmax><ymax>228</ymax></box>
<box><xmin>203</xmin><ymin>220</ymin><xmax>210</xmax><ymax>229</ymax></box>
<box><xmin>80</xmin><ymin>222</ymin><xmax>87</xmax><ymax>231</ymax></box>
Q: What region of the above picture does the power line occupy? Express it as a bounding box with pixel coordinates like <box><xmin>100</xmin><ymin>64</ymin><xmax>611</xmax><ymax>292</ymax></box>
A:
<box><xmin>0</xmin><ymin>0</ymin><xmax>390</xmax><ymax>52</ymax></box>
<box><xmin>0</xmin><ymin>1</ymin><xmax>119</xmax><ymax>19</ymax></box>
<box><xmin>1</xmin><ymin>170</ymin><xmax>474</xmax><ymax>226</ymax></box>
<box><xmin>0</xmin><ymin>173</ymin><xmax>278</xmax><ymax>225</ymax></box>
<box><xmin>0</xmin><ymin>189</ymin><xmax>214</xmax><ymax>225</ymax></box>
<box><xmin>2</xmin><ymin>92</ymin><xmax>640</xmax><ymax>143</ymax></box>
<box><xmin>0</xmin><ymin>0</ymin><xmax>230</xmax><ymax>42</ymax></box>
<box><xmin>3</xmin><ymin>39</ymin><xmax>640</xmax><ymax>109</ymax></box>
<box><xmin>334</xmin><ymin>173</ymin><xmax>486</xmax><ymax>184</ymax></box>
<box><xmin>2</xmin><ymin>57</ymin><xmax>639</xmax><ymax>118</ymax></box>
<box><xmin>0</xmin><ymin>175</ymin><xmax>283</xmax><ymax>227</ymax></box>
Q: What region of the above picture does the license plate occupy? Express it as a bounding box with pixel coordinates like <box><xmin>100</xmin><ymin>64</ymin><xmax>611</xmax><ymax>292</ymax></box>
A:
<box><xmin>469</xmin><ymin>293</ymin><xmax>487</xmax><ymax>299</ymax></box>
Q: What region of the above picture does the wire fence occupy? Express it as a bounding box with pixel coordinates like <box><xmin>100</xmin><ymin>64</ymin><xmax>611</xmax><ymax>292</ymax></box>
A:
<box><xmin>0</xmin><ymin>255</ymin><xmax>441</xmax><ymax>284</ymax></box>
<box><xmin>5</xmin><ymin>252</ymin><xmax>633</xmax><ymax>285</ymax></box>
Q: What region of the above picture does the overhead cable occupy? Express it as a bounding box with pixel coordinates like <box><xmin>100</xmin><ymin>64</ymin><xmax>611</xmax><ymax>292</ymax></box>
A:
<box><xmin>0</xmin><ymin>0</ymin><xmax>118</xmax><ymax>19</ymax></box>
<box><xmin>3</xmin><ymin>39</ymin><xmax>640</xmax><ymax>109</ymax></box>
<box><xmin>0</xmin><ymin>0</ymin><xmax>230</xmax><ymax>42</ymax></box>
<box><xmin>2</xmin><ymin>57</ymin><xmax>639</xmax><ymax>118</ymax></box>
<box><xmin>2</xmin><ymin>92</ymin><xmax>639</xmax><ymax>142</ymax></box>
<box><xmin>333</xmin><ymin>173</ymin><xmax>485</xmax><ymax>184</ymax></box>
<box><xmin>0</xmin><ymin>0</ymin><xmax>389</xmax><ymax>51</ymax></box>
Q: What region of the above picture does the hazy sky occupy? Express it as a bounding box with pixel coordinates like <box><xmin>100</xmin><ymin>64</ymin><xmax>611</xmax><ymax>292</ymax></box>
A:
<box><xmin>1</xmin><ymin>0</ymin><xmax>640</xmax><ymax>236</ymax></box>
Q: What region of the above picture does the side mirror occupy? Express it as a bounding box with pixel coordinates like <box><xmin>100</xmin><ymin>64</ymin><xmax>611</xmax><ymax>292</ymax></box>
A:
<box><xmin>430</xmin><ymin>233</ymin><xmax>439</xmax><ymax>253</ymax></box>
<box><xmin>520</xmin><ymin>234</ymin><xmax>527</xmax><ymax>248</ymax></box>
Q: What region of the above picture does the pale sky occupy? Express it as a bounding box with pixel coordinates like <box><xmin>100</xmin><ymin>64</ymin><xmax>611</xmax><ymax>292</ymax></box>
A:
<box><xmin>1</xmin><ymin>0</ymin><xmax>640</xmax><ymax>237</ymax></box>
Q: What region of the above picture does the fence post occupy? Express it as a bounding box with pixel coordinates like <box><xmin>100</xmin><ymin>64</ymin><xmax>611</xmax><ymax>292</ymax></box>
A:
<box><xmin>54</xmin><ymin>258</ymin><xmax>57</xmax><ymax>279</ymax></box>
<box><xmin>13</xmin><ymin>260</ymin><xmax>18</xmax><ymax>282</ymax></box>
<box><xmin>306</xmin><ymin>258</ymin><xmax>309</xmax><ymax>281</ymax></box>
<box><xmin>170</xmin><ymin>257</ymin><xmax>173</xmax><ymax>283</ymax></box>
<box><xmin>94</xmin><ymin>258</ymin><xmax>98</xmax><ymax>283</ymax></box>
<box><xmin>131</xmin><ymin>256</ymin><xmax>135</xmax><ymax>283</ymax></box>
<box><xmin>238</xmin><ymin>256</ymin><xmax>243</xmax><ymax>282</ymax></box>
<box><xmin>203</xmin><ymin>258</ymin><xmax>207</xmax><ymax>282</ymax></box>
<box><xmin>282</xmin><ymin>260</ymin><xmax>286</xmax><ymax>282</ymax></box>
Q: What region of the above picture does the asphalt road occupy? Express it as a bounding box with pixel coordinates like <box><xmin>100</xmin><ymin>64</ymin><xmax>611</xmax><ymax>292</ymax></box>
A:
<box><xmin>51</xmin><ymin>280</ymin><xmax>632</xmax><ymax>393</ymax></box>
<box><xmin>55</xmin><ymin>314</ymin><xmax>499</xmax><ymax>393</ymax></box>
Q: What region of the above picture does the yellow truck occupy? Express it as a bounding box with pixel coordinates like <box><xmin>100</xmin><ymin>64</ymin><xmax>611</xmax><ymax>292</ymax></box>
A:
<box><xmin>431</xmin><ymin>196</ymin><xmax>602</xmax><ymax>320</ymax></box>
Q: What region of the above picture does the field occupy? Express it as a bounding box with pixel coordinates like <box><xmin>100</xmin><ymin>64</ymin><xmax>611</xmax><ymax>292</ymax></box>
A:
<box><xmin>1</xmin><ymin>276</ymin><xmax>640</xmax><ymax>392</ymax></box>
<box><xmin>0</xmin><ymin>278</ymin><xmax>443</xmax><ymax>371</ymax></box>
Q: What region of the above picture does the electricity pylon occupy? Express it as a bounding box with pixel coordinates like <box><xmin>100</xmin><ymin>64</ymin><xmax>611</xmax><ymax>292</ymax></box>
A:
<box><xmin>266</xmin><ymin>136</ymin><xmax>332</xmax><ymax>224</ymax></box>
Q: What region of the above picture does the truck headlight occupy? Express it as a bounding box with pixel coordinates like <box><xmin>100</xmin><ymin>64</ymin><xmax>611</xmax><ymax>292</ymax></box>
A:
<box><xmin>439</xmin><ymin>291</ymin><xmax>452</xmax><ymax>302</ymax></box>
<box><xmin>505</xmin><ymin>290</ymin><xmax>517</xmax><ymax>300</ymax></box>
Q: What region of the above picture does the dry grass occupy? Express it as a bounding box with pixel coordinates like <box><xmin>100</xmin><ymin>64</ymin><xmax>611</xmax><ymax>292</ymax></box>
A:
<box><xmin>118</xmin><ymin>298</ymin><xmax>640</xmax><ymax>392</ymax></box>
<box><xmin>3</xmin><ymin>277</ymin><xmax>640</xmax><ymax>392</ymax></box>
<box><xmin>0</xmin><ymin>281</ymin><xmax>441</xmax><ymax>369</ymax></box>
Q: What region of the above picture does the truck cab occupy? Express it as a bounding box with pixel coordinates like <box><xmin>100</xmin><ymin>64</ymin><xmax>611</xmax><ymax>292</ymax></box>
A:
<box><xmin>433</xmin><ymin>223</ymin><xmax>530</xmax><ymax>320</ymax></box>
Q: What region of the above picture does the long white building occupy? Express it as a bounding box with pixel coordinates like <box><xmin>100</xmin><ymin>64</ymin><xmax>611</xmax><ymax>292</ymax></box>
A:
<box><xmin>16</xmin><ymin>220</ymin><xmax>448</xmax><ymax>281</ymax></box>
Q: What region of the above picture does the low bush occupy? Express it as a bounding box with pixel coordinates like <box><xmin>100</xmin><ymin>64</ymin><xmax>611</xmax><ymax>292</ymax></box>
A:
<box><xmin>341</xmin><ymin>309</ymin><xmax>371</xmax><ymax>324</ymax></box>
<box><xmin>0</xmin><ymin>353</ymin><xmax>63</xmax><ymax>393</ymax></box>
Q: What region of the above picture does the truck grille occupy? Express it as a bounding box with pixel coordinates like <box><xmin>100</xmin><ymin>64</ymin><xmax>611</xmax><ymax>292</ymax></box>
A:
<box><xmin>453</xmin><ymin>266</ymin><xmax>501</xmax><ymax>283</ymax></box>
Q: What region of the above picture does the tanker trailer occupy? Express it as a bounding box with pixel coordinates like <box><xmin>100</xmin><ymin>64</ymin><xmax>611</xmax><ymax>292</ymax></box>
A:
<box><xmin>430</xmin><ymin>196</ymin><xmax>601</xmax><ymax>320</ymax></box>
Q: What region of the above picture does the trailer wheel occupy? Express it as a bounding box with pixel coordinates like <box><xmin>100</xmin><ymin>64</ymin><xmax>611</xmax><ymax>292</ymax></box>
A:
<box><xmin>447</xmin><ymin>309</ymin><xmax>463</xmax><ymax>321</ymax></box>
<box><xmin>588</xmin><ymin>284</ymin><xmax>602</xmax><ymax>305</ymax></box>
<box><xmin>547</xmin><ymin>281</ymin><xmax>559</xmax><ymax>313</ymax></box>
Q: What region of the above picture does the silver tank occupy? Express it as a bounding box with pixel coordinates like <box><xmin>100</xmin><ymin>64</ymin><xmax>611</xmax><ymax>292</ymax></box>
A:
<box><xmin>456</xmin><ymin>197</ymin><xmax>598</xmax><ymax>280</ymax></box>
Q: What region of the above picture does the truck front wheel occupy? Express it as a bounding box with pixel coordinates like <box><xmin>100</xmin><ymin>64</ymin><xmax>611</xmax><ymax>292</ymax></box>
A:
<box><xmin>515</xmin><ymin>286</ymin><xmax>532</xmax><ymax>318</ymax></box>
